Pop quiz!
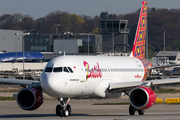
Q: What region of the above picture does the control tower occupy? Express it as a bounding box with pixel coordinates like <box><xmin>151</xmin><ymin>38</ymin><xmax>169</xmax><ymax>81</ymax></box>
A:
<box><xmin>100</xmin><ymin>20</ymin><xmax>130</xmax><ymax>53</ymax></box>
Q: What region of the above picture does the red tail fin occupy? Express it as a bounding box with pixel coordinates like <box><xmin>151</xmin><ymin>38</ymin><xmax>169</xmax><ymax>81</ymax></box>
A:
<box><xmin>130</xmin><ymin>1</ymin><xmax>147</xmax><ymax>59</ymax></box>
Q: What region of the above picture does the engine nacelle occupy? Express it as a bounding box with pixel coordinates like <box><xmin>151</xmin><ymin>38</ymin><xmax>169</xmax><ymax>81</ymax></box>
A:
<box><xmin>129</xmin><ymin>86</ymin><xmax>156</xmax><ymax>110</ymax></box>
<box><xmin>17</xmin><ymin>88</ymin><xmax>43</xmax><ymax>110</ymax></box>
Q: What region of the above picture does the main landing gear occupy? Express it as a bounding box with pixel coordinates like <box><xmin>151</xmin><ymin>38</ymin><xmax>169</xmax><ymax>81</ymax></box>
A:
<box><xmin>129</xmin><ymin>105</ymin><xmax>144</xmax><ymax>115</ymax></box>
<box><xmin>56</xmin><ymin>98</ymin><xmax>71</xmax><ymax>117</ymax></box>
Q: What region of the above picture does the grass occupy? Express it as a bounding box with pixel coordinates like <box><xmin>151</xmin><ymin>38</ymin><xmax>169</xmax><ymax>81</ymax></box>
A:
<box><xmin>0</xmin><ymin>96</ymin><xmax>57</xmax><ymax>101</ymax></box>
<box><xmin>155</xmin><ymin>102</ymin><xmax>180</xmax><ymax>104</ymax></box>
<box><xmin>0</xmin><ymin>97</ymin><xmax>16</xmax><ymax>101</ymax></box>
<box><xmin>156</xmin><ymin>88</ymin><xmax>180</xmax><ymax>93</ymax></box>
<box><xmin>93</xmin><ymin>102</ymin><xmax>180</xmax><ymax>105</ymax></box>
<box><xmin>0</xmin><ymin>90</ymin><xmax>20</xmax><ymax>92</ymax></box>
<box><xmin>93</xmin><ymin>102</ymin><xmax>130</xmax><ymax>105</ymax></box>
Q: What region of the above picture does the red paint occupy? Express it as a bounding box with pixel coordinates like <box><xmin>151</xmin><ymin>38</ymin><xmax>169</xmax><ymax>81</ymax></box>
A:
<box><xmin>83</xmin><ymin>61</ymin><xmax>102</xmax><ymax>79</ymax></box>
<box><xmin>17</xmin><ymin>88</ymin><xmax>43</xmax><ymax>110</ymax></box>
<box><xmin>135</xmin><ymin>74</ymin><xmax>142</xmax><ymax>78</ymax></box>
<box><xmin>140</xmin><ymin>59</ymin><xmax>153</xmax><ymax>81</ymax></box>
<box><xmin>138</xmin><ymin>86</ymin><xmax>156</xmax><ymax>109</ymax></box>
<box><xmin>130</xmin><ymin>86</ymin><xmax>156</xmax><ymax>110</ymax></box>
<box><xmin>131</xmin><ymin>1</ymin><xmax>147</xmax><ymax>59</ymax></box>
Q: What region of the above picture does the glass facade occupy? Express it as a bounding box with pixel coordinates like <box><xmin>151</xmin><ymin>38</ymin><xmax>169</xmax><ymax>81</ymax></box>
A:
<box><xmin>24</xmin><ymin>35</ymin><xmax>51</xmax><ymax>52</ymax></box>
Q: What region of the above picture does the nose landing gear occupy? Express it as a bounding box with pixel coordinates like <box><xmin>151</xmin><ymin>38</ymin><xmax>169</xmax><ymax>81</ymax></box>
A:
<box><xmin>56</xmin><ymin>98</ymin><xmax>71</xmax><ymax>117</ymax></box>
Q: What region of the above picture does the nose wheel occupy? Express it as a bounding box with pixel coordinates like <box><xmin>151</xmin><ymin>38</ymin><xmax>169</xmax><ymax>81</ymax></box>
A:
<box><xmin>56</xmin><ymin>98</ymin><xmax>71</xmax><ymax>117</ymax></box>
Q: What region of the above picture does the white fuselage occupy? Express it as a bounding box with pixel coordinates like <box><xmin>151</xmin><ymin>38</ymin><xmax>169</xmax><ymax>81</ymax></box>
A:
<box><xmin>40</xmin><ymin>56</ymin><xmax>145</xmax><ymax>99</ymax></box>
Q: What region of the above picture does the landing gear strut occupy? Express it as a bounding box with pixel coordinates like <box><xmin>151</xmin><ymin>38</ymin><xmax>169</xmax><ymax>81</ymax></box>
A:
<box><xmin>129</xmin><ymin>105</ymin><xmax>144</xmax><ymax>115</ymax></box>
<box><xmin>56</xmin><ymin>98</ymin><xmax>71</xmax><ymax>117</ymax></box>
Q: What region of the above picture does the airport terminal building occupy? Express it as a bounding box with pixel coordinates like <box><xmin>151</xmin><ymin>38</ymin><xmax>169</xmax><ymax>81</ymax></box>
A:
<box><xmin>0</xmin><ymin>29</ymin><xmax>23</xmax><ymax>53</ymax></box>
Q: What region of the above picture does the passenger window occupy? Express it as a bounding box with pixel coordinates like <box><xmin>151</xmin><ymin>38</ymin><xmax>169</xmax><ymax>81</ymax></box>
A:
<box><xmin>67</xmin><ymin>67</ymin><xmax>73</xmax><ymax>73</ymax></box>
<box><xmin>64</xmin><ymin>67</ymin><xmax>69</xmax><ymax>73</ymax></box>
<box><xmin>53</xmin><ymin>67</ymin><xmax>62</xmax><ymax>72</ymax></box>
<box><xmin>45</xmin><ymin>67</ymin><xmax>53</xmax><ymax>72</ymax></box>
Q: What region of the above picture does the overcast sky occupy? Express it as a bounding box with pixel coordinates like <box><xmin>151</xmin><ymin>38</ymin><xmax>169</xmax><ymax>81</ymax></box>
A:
<box><xmin>1</xmin><ymin>0</ymin><xmax>180</xmax><ymax>19</ymax></box>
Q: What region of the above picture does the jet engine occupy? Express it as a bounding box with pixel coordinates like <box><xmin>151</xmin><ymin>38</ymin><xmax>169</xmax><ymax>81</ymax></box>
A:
<box><xmin>17</xmin><ymin>88</ymin><xmax>43</xmax><ymax>110</ymax></box>
<box><xmin>129</xmin><ymin>86</ymin><xmax>156</xmax><ymax>110</ymax></box>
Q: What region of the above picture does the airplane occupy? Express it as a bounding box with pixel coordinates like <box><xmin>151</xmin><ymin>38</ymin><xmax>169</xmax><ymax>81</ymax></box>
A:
<box><xmin>1</xmin><ymin>1</ymin><xmax>180</xmax><ymax>117</ymax></box>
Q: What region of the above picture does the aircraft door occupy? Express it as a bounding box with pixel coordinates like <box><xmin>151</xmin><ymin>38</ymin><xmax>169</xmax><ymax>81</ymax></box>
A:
<box><xmin>107</xmin><ymin>66</ymin><xmax>113</xmax><ymax>78</ymax></box>
<box><xmin>74</xmin><ymin>60</ymin><xmax>85</xmax><ymax>83</ymax></box>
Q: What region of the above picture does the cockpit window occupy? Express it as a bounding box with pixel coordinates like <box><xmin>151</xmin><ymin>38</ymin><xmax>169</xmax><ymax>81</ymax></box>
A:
<box><xmin>48</xmin><ymin>66</ymin><xmax>73</xmax><ymax>73</ymax></box>
<box><xmin>45</xmin><ymin>67</ymin><xmax>53</xmax><ymax>72</ymax></box>
<box><xmin>53</xmin><ymin>67</ymin><xmax>62</xmax><ymax>72</ymax></box>
<box><xmin>67</xmin><ymin>67</ymin><xmax>73</xmax><ymax>73</ymax></box>
<box><xmin>64</xmin><ymin>67</ymin><xmax>69</xmax><ymax>73</ymax></box>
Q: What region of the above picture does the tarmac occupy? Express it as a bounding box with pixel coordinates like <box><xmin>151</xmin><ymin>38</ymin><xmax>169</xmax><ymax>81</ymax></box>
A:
<box><xmin>1</xmin><ymin>85</ymin><xmax>180</xmax><ymax>120</ymax></box>
<box><xmin>0</xmin><ymin>97</ymin><xmax>180</xmax><ymax>120</ymax></box>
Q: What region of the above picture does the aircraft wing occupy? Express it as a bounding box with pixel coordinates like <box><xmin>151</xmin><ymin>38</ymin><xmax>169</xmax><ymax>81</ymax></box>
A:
<box><xmin>0</xmin><ymin>78</ymin><xmax>40</xmax><ymax>86</ymax></box>
<box><xmin>109</xmin><ymin>81</ymin><xmax>143</xmax><ymax>92</ymax></box>
<box><xmin>109</xmin><ymin>78</ymin><xmax>180</xmax><ymax>92</ymax></box>
<box><xmin>149</xmin><ymin>64</ymin><xmax>180</xmax><ymax>70</ymax></box>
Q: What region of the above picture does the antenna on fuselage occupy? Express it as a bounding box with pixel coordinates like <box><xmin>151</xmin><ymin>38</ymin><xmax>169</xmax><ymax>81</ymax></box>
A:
<box><xmin>64</xmin><ymin>51</ymin><xmax>66</xmax><ymax>56</ymax></box>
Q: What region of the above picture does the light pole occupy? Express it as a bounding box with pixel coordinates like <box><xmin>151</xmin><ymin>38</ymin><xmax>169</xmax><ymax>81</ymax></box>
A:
<box><xmin>163</xmin><ymin>31</ymin><xmax>166</xmax><ymax>52</ymax></box>
<box><xmin>22</xmin><ymin>35</ymin><xmax>25</xmax><ymax>80</ymax></box>
<box><xmin>54</xmin><ymin>24</ymin><xmax>60</xmax><ymax>34</ymax></box>
<box><xmin>163</xmin><ymin>31</ymin><xmax>166</xmax><ymax>64</ymax></box>
<box><xmin>88</xmin><ymin>32</ymin><xmax>90</xmax><ymax>55</ymax></box>
<box><xmin>15</xmin><ymin>33</ymin><xmax>18</xmax><ymax>62</ymax></box>
<box><xmin>146</xmin><ymin>17</ymin><xmax>148</xmax><ymax>59</ymax></box>
<box><xmin>146</xmin><ymin>15</ymin><xmax>152</xmax><ymax>59</ymax></box>
<box><xmin>112</xmin><ymin>32</ymin><xmax>114</xmax><ymax>53</ymax></box>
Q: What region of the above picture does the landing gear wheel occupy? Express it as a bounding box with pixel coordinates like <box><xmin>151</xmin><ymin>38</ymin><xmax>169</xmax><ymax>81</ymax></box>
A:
<box><xmin>56</xmin><ymin>105</ymin><xmax>60</xmax><ymax>116</ymax></box>
<box><xmin>63</xmin><ymin>108</ymin><xmax>69</xmax><ymax>117</ymax></box>
<box><xmin>67</xmin><ymin>104</ymin><xmax>71</xmax><ymax>116</ymax></box>
<box><xmin>56</xmin><ymin>105</ymin><xmax>63</xmax><ymax>117</ymax></box>
<box><xmin>129</xmin><ymin>105</ymin><xmax>136</xmax><ymax>115</ymax></box>
<box><xmin>59</xmin><ymin>107</ymin><xmax>64</xmax><ymax>117</ymax></box>
<box><xmin>138</xmin><ymin>110</ymin><xmax>144</xmax><ymax>115</ymax></box>
<box><xmin>57</xmin><ymin>98</ymin><xmax>71</xmax><ymax>117</ymax></box>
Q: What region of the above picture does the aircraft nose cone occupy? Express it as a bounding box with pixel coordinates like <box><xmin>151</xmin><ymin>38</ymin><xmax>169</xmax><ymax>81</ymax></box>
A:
<box><xmin>40</xmin><ymin>72</ymin><xmax>59</xmax><ymax>97</ymax></box>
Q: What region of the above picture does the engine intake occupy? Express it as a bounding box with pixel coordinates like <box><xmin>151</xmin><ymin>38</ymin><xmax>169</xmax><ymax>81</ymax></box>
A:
<box><xmin>129</xmin><ymin>86</ymin><xmax>156</xmax><ymax>110</ymax></box>
<box><xmin>17</xmin><ymin>88</ymin><xmax>43</xmax><ymax>110</ymax></box>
